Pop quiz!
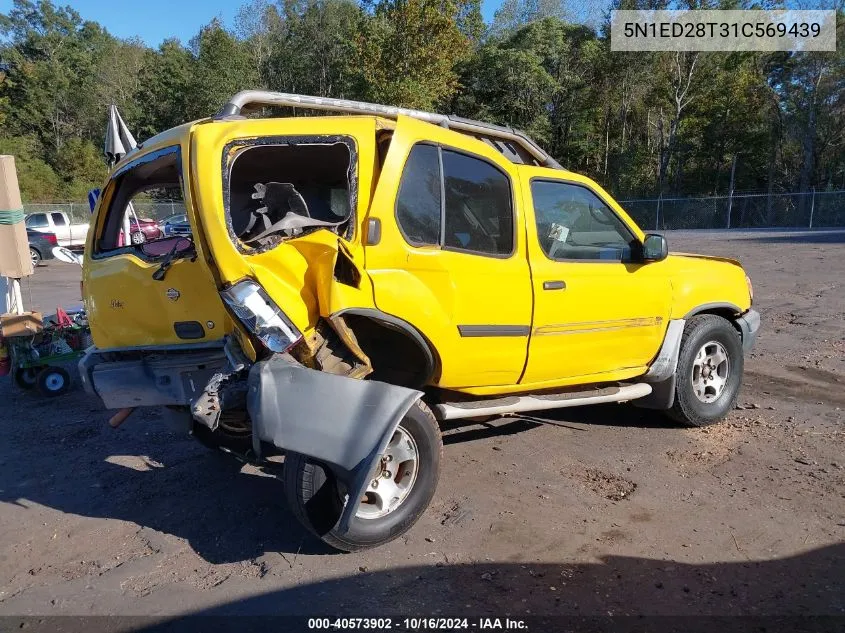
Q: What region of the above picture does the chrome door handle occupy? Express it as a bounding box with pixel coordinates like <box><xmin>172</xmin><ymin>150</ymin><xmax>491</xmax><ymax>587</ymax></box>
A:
<box><xmin>543</xmin><ymin>280</ymin><xmax>566</xmax><ymax>290</ymax></box>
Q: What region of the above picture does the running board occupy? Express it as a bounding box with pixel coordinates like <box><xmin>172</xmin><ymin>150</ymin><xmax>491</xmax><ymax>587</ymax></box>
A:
<box><xmin>432</xmin><ymin>383</ymin><xmax>653</xmax><ymax>421</ymax></box>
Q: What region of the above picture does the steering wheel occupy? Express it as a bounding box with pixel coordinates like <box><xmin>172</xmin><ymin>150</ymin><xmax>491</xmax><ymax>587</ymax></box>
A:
<box><xmin>589</xmin><ymin>204</ymin><xmax>615</xmax><ymax>226</ymax></box>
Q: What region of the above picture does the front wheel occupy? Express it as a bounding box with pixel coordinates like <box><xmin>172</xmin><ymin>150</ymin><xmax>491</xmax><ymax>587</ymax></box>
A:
<box><xmin>667</xmin><ymin>314</ymin><xmax>744</xmax><ymax>427</ymax></box>
<box><xmin>284</xmin><ymin>400</ymin><xmax>442</xmax><ymax>552</ymax></box>
<box><xmin>130</xmin><ymin>231</ymin><xmax>146</xmax><ymax>245</ymax></box>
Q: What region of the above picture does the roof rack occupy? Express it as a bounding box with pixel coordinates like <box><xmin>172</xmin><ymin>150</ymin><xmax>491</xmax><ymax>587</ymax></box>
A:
<box><xmin>216</xmin><ymin>90</ymin><xmax>562</xmax><ymax>170</ymax></box>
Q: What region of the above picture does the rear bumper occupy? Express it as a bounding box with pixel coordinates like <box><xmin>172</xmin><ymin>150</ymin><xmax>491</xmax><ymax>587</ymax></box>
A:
<box><xmin>78</xmin><ymin>342</ymin><xmax>227</xmax><ymax>408</ymax></box>
<box><xmin>736</xmin><ymin>309</ymin><xmax>761</xmax><ymax>353</ymax></box>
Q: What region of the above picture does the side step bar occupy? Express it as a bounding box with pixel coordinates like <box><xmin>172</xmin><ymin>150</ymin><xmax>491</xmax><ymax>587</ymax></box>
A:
<box><xmin>432</xmin><ymin>383</ymin><xmax>653</xmax><ymax>421</ymax></box>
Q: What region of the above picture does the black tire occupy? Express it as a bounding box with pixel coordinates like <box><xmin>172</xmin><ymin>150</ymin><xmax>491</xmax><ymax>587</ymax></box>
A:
<box><xmin>36</xmin><ymin>366</ymin><xmax>71</xmax><ymax>397</ymax></box>
<box><xmin>29</xmin><ymin>247</ymin><xmax>42</xmax><ymax>267</ymax></box>
<box><xmin>191</xmin><ymin>417</ymin><xmax>254</xmax><ymax>457</ymax></box>
<box><xmin>14</xmin><ymin>367</ymin><xmax>39</xmax><ymax>390</ymax></box>
<box><xmin>284</xmin><ymin>400</ymin><xmax>442</xmax><ymax>552</ymax></box>
<box><xmin>667</xmin><ymin>314</ymin><xmax>743</xmax><ymax>427</ymax></box>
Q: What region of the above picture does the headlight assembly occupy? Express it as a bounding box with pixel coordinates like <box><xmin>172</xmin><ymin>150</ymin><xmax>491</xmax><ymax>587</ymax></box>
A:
<box><xmin>221</xmin><ymin>280</ymin><xmax>302</xmax><ymax>353</ymax></box>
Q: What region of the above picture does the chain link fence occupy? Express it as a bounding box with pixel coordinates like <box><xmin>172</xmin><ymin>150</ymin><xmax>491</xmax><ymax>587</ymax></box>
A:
<box><xmin>23</xmin><ymin>191</ymin><xmax>845</xmax><ymax>231</ymax></box>
<box><xmin>620</xmin><ymin>191</ymin><xmax>845</xmax><ymax>231</ymax></box>
<box><xmin>23</xmin><ymin>201</ymin><xmax>186</xmax><ymax>224</ymax></box>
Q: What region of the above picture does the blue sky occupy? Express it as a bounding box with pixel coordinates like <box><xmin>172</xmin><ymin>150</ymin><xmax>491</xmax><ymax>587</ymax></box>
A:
<box><xmin>0</xmin><ymin>0</ymin><xmax>506</xmax><ymax>47</ymax></box>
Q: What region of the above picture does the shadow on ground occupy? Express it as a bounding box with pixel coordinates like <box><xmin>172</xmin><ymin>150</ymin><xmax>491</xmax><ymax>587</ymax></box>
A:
<box><xmin>1</xmin><ymin>379</ymin><xmax>676</xmax><ymax>564</ymax></box>
<box><xmin>123</xmin><ymin>545</ymin><xmax>844</xmax><ymax>632</ymax></box>
<box><xmin>6</xmin><ymin>547</ymin><xmax>844</xmax><ymax>631</ymax></box>
<box><xmin>744</xmin><ymin>230</ymin><xmax>845</xmax><ymax>245</ymax></box>
<box><xmin>442</xmin><ymin>404</ymin><xmax>676</xmax><ymax>445</ymax></box>
<box><xmin>0</xmin><ymin>381</ymin><xmax>329</xmax><ymax>561</ymax></box>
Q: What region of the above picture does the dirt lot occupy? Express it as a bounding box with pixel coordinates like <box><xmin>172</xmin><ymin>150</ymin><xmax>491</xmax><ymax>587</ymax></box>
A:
<box><xmin>1</xmin><ymin>230</ymin><xmax>843</xmax><ymax>623</ymax></box>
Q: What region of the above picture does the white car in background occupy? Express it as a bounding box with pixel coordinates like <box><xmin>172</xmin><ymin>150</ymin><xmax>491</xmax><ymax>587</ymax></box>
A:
<box><xmin>25</xmin><ymin>211</ymin><xmax>89</xmax><ymax>248</ymax></box>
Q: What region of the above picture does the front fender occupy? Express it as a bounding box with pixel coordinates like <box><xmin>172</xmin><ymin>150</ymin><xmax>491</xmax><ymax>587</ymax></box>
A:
<box><xmin>246</xmin><ymin>356</ymin><xmax>422</xmax><ymax>533</ymax></box>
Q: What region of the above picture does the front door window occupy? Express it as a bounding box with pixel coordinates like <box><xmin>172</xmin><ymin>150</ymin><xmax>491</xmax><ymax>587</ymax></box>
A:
<box><xmin>531</xmin><ymin>181</ymin><xmax>636</xmax><ymax>262</ymax></box>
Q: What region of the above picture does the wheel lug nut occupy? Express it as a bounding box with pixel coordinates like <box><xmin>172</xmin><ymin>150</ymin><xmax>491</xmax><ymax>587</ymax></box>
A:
<box><xmin>386</xmin><ymin>455</ymin><xmax>393</xmax><ymax>462</ymax></box>
<box><xmin>371</xmin><ymin>480</ymin><xmax>379</xmax><ymax>489</ymax></box>
<box><xmin>383</xmin><ymin>471</ymin><xmax>392</xmax><ymax>478</ymax></box>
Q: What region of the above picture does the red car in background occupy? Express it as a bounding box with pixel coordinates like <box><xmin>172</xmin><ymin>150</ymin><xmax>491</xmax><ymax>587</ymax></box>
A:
<box><xmin>129</xmin><ymin>217</ymin><xmax>162</xmax><ymax>244</ymax></box>
<box><xmin>114</xmin><ymin>218</ymin><xmax>163</xmax><ymax>247</ymax></box>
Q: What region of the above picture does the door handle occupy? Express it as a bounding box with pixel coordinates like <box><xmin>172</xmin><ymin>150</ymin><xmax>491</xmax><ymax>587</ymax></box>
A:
<box><xmin>543</xmin><ymin>280</ymin><xmax>566</xmax><ymax>290</ymax></box>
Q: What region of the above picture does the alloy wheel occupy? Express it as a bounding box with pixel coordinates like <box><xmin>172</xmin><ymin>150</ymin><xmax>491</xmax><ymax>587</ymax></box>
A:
<box><xmin>691</xmin><ymin>340</ymin><xmax>730</xmax><ymax>403</ymax></box>
<box><xmin>356</xmin><ymin>425</ymin><xmax>419</xmax><ymax>520</ymax></box>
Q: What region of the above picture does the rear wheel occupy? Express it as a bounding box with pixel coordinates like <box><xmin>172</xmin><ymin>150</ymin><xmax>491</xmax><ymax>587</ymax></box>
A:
<box><xmin>284</xmin><ymin>400</ymin><xmax>442</xmax><ymax>552</ymax></box>
<box><xmin>667</xmin><ymin>315</ymin><xmax>743</xmax><ymax>427</ymax></box>
<box><xmin>29</xmin><ymin>247</ymin><xmax>41</xmax><ymax>267</ymax></box>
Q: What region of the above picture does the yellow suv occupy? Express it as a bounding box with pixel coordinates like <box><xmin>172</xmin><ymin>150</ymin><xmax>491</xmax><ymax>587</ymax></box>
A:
<box><xmin>79</xmin><ymin>91</ymin><xmax>759</xmax><ymax>551</ymax></box>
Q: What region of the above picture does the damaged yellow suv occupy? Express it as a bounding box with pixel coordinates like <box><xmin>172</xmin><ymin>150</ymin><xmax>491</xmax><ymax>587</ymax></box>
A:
<box><xmin>80</xmin><ymin>91</ymin><xmax>759</xmax><ymax>551</ymax></box>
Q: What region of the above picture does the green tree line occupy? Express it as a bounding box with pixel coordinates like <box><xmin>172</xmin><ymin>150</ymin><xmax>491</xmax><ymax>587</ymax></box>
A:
<box><xmin>1</xmin><ymin>0</ymin><xmax>843</xmax><ymax>207</ymax></box>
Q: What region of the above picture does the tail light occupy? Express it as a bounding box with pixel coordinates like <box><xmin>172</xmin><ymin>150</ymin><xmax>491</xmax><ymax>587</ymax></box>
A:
<box><xmin>46</xmin><ymin>233</ymin><xmax>58</xmax><ymax>245</ymax></box>
<box><xmin>220</xmin><ymin>280</ymin><xmax>302</xmax><ymax>353</ymax></box>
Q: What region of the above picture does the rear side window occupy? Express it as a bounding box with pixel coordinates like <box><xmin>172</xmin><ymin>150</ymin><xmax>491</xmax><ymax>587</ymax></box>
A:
<box><xmin>395</xmin><ymin>144</ymin><xmax>513</xmax><ymax>257</ymax></box>
<box><xmin>396</xmin><ymin>144</ymin><xmax>441</xmax><ymax>246</ymax></box>
<box><xmin>442</xmin><ymin>150</ymin><xmax>513</xmax><ymax>255</ymax></box>
<box><xmin>51</xmin><ymin>213</ymin><xmax>67</xmax><ymax>226</ymax></box>
<box><xmin>26</xmin><ymin>214</ymin><xmax>49</xmax><ymax>228</ymax></box>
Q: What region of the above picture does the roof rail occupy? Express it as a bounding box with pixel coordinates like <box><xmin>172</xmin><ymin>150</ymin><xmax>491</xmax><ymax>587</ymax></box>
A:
<box><xmin>216</xmin><ymin>90</ymin><xmax>562</xmax><ymax>170</ymax></box>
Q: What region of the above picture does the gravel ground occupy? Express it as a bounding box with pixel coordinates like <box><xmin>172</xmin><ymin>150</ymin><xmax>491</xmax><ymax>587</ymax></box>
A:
<box><xmin>1</xmin><ymin>230</ymin><xmax>843</xmax><ymax>623</ymax></box>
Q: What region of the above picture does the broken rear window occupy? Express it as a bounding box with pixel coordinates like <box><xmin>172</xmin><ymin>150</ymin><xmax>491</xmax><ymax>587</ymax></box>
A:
<box><xmin>224</xmin><ymin>137</ymin><xmax>356</xmax><ymax>252</ymax></box>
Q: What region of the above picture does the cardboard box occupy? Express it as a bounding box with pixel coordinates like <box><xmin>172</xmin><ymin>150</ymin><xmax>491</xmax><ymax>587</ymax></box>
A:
<box><xmin>0</xmin><ymin>155</ymin><xmax>34</xmax><ymax>278</ymax></box>
<box><xmin>0</xmin><ymin>312</ymin><xmax>43</xmax><ymax>338</ymax></box>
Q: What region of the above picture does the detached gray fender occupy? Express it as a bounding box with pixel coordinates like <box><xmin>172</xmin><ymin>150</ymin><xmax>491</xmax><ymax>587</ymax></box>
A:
<box><xmin>735</xmin><ymin>309</ymin><xmax>761</xmax><ymax>353</ymax></box>
<box><xmin>246</xmin><ymin>356</ymin><xmax>422</xmax><ymax>533</ymax></box>
<box><xmin>635</xmin><ymin>319</ymin><xmax>685</xmax><ymax>410</ymax></box>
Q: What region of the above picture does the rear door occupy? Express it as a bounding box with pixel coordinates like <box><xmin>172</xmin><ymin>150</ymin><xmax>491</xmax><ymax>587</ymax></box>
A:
<box><xmin>83</xmin><ymin>145</ymin><xmax>230</xmax><ymax>349</ymax></box>
<box><xmin>365</xmin><ymin>117</ymin><xmax>533</xmax><ymax>389</ymax></box>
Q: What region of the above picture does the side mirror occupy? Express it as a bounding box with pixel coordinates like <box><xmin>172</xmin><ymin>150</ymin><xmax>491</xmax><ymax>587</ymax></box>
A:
<box><xmin>642</xmin><ymin>233</ymin><xmax>668</xmax><ymax>262</ymax></box>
